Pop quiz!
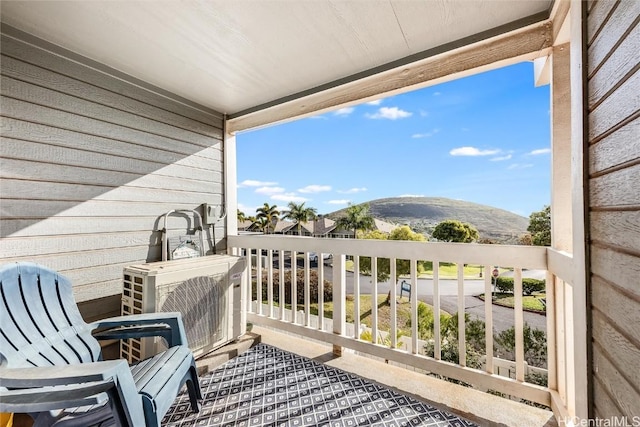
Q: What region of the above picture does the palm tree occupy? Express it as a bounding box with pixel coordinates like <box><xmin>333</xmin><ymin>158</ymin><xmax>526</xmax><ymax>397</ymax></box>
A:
<box><xmin>256</xmin><ymin>203</ymin><xmax>280</xmax><ymax>234</ymax></box>
<box><xmin>336</xmin><ymin>203</ymin><xmax>375</xmax><ymax>239</ymax></box>
<box><xmin>237</xmin><ymin>209</ymin><xmax>246</xmax><ymax>222</ymax></box>
<box><xmin>282</xmin><ymin>202</ymin><xmax>318</xmax><ymax>235</ymax></box>
<box><xmin>254</xmin><ymin>217</ymin><xmax>269</xmax><ymax>233</ymax></box>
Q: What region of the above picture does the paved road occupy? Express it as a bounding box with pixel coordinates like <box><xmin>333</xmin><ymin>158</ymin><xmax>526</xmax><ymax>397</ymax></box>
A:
<box><xmin>271</xmin><ymin>257</ymin><xmax>547</xmax><ymax>333</ymax></box>
<box><xmin>339</xmin><ymin>271</ymin><xmax>546</xmax><ymax>333</ymax></box>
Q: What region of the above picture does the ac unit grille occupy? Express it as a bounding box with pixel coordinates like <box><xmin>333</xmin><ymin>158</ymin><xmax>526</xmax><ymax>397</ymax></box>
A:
<box><xmin>156</xmin><ymin>275</ymin><xmax>227</xmax><ymax>352</ymax></box>
<box><xmin>121</xmin><ymin>255</ymin><xmax>245</xmax><ymax>363</ymax></box>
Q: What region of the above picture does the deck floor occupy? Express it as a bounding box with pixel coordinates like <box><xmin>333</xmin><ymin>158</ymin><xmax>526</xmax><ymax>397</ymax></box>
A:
<box><xmin>163</xmin><ymin>342</ymin><xmax>478</xmax><ymax>426</ymax></box>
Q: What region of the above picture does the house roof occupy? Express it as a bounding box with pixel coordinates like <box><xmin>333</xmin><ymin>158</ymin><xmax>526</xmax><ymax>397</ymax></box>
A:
<box><xmin>237</xmin><ymin>220</ymin><xmax>255</xmax><ymax>230</ymax></box>
<box><xmin>373</xmin><ymin>219</ymin><xmax>398</xmax><ymax>234</ymax></box>
<box><xmin>273</xmin><ymin>220</ymin><xmax>296</xmax><ymax>233</ymax></box>
<box><xmin>312</xmin><ymin>218</ymin><xmax>337</xmax><ymax>236</ymax></box>
<box><xmin>0</xmin><ymin>1</ymin><xmax>555</xmax><ymax>131</ymax></box>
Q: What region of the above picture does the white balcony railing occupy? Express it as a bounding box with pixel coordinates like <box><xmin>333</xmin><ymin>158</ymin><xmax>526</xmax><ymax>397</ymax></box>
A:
<box><xmin>228</xmin><ymin>234</ymin><xmax>580</xmax><ymax>421</ymax></box>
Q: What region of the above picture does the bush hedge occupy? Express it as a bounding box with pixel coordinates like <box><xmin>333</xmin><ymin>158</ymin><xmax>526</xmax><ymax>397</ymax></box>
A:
<box><xmin>252</xmin><ymin>269</ymin><xmax>332</xmax><ymax>304</ymax></box>
<box><xmin>494</xmin><ymin>276</ymin><xmax>545</xmax><ymax>295</ymax></box>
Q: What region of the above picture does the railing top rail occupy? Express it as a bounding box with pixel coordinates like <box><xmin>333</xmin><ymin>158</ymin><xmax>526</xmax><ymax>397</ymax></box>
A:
<box><xmin>229</xmin><ymin>235</ymin><xmax>548</xmax><ymax>269</ymax></box>
<box><xmin>547</xmin><ymin>248</ymin><xmax>574</xmax><ymax>285</ymax></box>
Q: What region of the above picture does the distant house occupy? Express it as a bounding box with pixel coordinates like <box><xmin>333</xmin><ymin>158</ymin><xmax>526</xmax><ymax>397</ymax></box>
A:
<box><xmin>237</xmin><ymin>220</ymin><xmax>255</xmax><ymax>232</ymax></box>
<box><xmin>239</xmin><ymin>219</ymin><xmax>295</xmax><ymax>234</ymax></box>
<box><xmin>278</xmin><ymin>216</ymin><xmax>398</xmax><ymax>238</ymax></box>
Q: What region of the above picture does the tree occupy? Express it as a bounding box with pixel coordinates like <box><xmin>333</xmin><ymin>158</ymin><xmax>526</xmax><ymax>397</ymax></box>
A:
<box><xmin>359</xmin><ymin>225</ymin><xmax>428</xmax><ymax>282</ymax></box>
<box><xmin>527</xmin><ymin>205</ymin><xmax>551</xmax><ymax>246</ymax></box>
<box><xmin>256</xmin><ymin>203</ymin><xmax>280</xmax><ymax>234</ymax></box>
<box><xmin>432</xmin><ymin>220</ymin><xmax>479</xmax><ymax>243</ymax></box>
<box><xmin>335</xmin><ymin>203</ymin><xmax>375</xmax><ymax>239</ymax></box>
<box><xmin>237</xmin><ymin>209</ymin><xmax>246</xmax><ymax>222</ymax></box>
<box><xmin>253</xmin><ymin>217</ymin><xmax>269</xmax><ymax>233</ymax></box>
<box><xmin>518</xmin><ymin>233</ymin><xmax>533</xmax><ymax>245</ymax></box>
<box><xmin>281</xmin><ymin>202</ymin><xmax>317</xmax><ymax>235</ymax></box>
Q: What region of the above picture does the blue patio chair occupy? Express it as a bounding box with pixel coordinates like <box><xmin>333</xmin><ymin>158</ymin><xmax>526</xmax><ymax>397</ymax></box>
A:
<box><xmin>0</xmin><ymin>262</ymin><xmax>202</xmax><ymax>427</ymax></box>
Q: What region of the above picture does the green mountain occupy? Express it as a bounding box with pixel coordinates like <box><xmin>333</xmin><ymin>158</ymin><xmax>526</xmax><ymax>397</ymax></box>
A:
<box><xmin>328</xmin><ymin>197</ymin><xmax>529</xmax><ymax>243</ymax></box>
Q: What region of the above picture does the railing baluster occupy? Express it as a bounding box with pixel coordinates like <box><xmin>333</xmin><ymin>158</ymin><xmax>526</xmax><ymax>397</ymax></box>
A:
<box><xmin>371</xmin><ymin>257</ymin><xmax>378</xmax><ymax>344</ymax></box>
<box><xmin>484</xmin><ymin>265</ymin><xmax>494</xmax><ymax>374</ymax></box>
<box><xmin>433</xmin><ymin>260</ymin><xmax>441</xmax><ymax>360</ymax></box>
<box><xmin>458</xmin><ymin>263</ymin><xmax>466</xmax><ymax>367</ymax></box>
<box><xmin>256</xmin><ymin>249</ymin><xmax>263</xmax><ymax>315</ymax></box>
<box><xmin>514</xmin><ymin>267</ymin><xmax>524</xmax><ymax>382</ymax></box>
<box><xmin>390</xmin><ymin>258</ymin><xmax>397</xmax><ymax>349</ymax></box>
<box><xmin>246</xmin><ymin>248</ymin><xmax>253</xmax><ymax>313</ymax></box>
<box><xmin>279</xmin><ymin>250</ymin><xmax>285</xmax><ymax>321</ymax></box>
<box><xmin>564</xmin><ymin>280</ymin><xmax>575</xmax><ymax>413</ymax></box>
<box><xmin>304</xmin><ymin>252</ymin><xmax>311</xmax><ymax>327</ymax></box>
<box><xmin>291</xmin><ymin>251</ymin><xmax>297</xmax><ymax>324</ymax></box>
<box><xmin>556</xmin><ymin>278</ymin><xmax>567</xmax><ymax>403</ymax></box>
<box><xmin>354</xmin><ymin>256</ymin><xmax>361</xmax><ymax>339</ymax></box>
<box><xmin>411</xmin><ymin>259</ymin><xmax>418</xmax><ymax>354</ymax></box>
<box><xmin>332</xmin><ymin>253</ymin><xmax>346</xmax><ymax>356</ymax></box>
<box><xmin>268</xmin><ymin>250</ymin><xmax>274</xmax><ymax>318</ymax></box>
<box><xmin>318</xmin><ymin>252</ymin><xmax>324</xmax><ymax>331</ymax></box>
<box><xmin>546</xmin><ymin>271</ymin><xmax>557</xmax><ymax>390</ymax></box>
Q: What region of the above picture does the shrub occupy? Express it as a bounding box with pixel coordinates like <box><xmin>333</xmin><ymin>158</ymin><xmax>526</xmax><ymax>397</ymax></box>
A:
<box><xmin>523</xmin><ymin>278</ymin><xmax>545</xmax><ymax>295</ymax></box>
<box><xmin>252</xmin><ymin>269</ymin><xmax>332</xmax><ymax>304</ymax></box>
<box><xmin>494</xmin><ymin>276</ymin><xmax>545</xmax><ymax>295</ymax></box>
<box><xmin>495</xmin><ymin>324</ymin><xmax>547</xmax><ymax>367</ymax></box>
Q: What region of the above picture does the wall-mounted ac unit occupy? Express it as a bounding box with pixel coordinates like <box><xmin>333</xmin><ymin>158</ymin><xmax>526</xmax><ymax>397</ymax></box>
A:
<box><xmin>121</xmin><ymin>255</ymin><xmax>246</xmax><ymax>363</ymax></box>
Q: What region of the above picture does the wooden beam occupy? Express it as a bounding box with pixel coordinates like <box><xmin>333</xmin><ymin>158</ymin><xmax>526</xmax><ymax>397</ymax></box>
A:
<box><xmin>228</xmin><ymin>20</ymin><xmax>552</xmax><ymax>133</ymax></box>
<box><xmin>550</xmin><ymin>0</ymin><xmax>572</xmax><ymax>45</ymax></box>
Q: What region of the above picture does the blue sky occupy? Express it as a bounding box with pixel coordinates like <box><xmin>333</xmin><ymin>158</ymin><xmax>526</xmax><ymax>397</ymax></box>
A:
<box><xmin>236</xmin><ymin>61</ymin><xmax>550</xmax><ymax>218</ymax></box>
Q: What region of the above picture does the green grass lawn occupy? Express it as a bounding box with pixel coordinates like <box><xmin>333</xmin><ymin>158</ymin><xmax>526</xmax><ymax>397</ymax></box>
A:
<box><xmin>478</xmin><ymin>292</ymin><xmax>547</xmax><ymax>313</ymax></box>
<box><xmin>309</xmin><ymin>294</ymin><xmax>450</xmax><ymax>337</ymax></box>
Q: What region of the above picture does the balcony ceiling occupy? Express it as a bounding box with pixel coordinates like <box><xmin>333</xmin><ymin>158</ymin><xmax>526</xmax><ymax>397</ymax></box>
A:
<box><xmin>1</xmin><ymin>0</ymin><xmax>552</xmax><ymax>121</ymax></box>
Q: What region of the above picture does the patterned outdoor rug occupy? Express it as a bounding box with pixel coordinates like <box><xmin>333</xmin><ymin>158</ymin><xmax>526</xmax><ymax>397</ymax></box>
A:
<box><xmin>162</xmin><ymin>343</ymin><xmax>478</xmax><ymax>426</ymax></box>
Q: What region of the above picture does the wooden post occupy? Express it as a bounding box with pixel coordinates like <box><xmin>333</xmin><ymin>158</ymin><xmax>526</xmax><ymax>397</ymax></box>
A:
<box><xmin>551</xmin><ymin>42</ymin><xmax>573</xmax><ymax>252</ymax></box>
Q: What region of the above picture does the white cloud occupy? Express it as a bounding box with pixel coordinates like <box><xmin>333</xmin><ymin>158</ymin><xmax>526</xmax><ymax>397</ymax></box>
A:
<box><xmin>508</xmin><ymin>163</ymin><xmax>534</xmax><ymax>170</ymax></box>
<box><xmin>398</xmin><ymin>194</ymin><xmax>424</xmax><ymax>198</ymax></box>
<box><xmin>337</xmin><ymin>187</ymin><xmax>367</xmax><ymax>194</ymax></box>
<box><xmin>366</xmin><ymin>99</ymin><xmax>382</xmax><ymax>106</ymax></box>
<box><xmin>255</xmin><ymin>186</ymin><xmax>285</xmax><ymax>195</ymax></box>
<box><xmin>433</xmin><ymin>91</ymin><xmax>441</xmax><ymax>96</ymax></box>
<box><xmin>419</xmin><ymin>110</ymin><xmax>429</xmax><ymax>117</ymax></box>
<box><xmin>328</xmin><ymin>199</ymin><xmax>350</xmax><ymax>205</ymax></box>
<box><xmin>490</xmin><ymin>154</ymin><xmax>513</xmax><ymax>161</ymax></box>
<box><xmin>528</xmin><ymin>148</ymin><xmax>551</xmax><ymax>155</ymax></box>
<box><xmin>271</xmin><ymin>193</ymin><xmax>309</xmax><ymax>203</ymax></box>
<box><xmin>298</xmin><ymin>184</ymin><xmax>331</xmax><ymax>193</ymax></box>
<box><xmin>237</xmin><ymin>203</ymin><xmax>255</xmax><ymax>213</ymax></box>
<box><xmin>365</xmin><ymin>107</ymin><xmax>412</xmax><ymax>120</ymax></box>
<box><xmin>412</xmin><ymin>129</ymin><xmax>440</xmax><ymax>138</ymax></box>
<box><xmin>334</xmin><ymin>107</ymin><xmax>354</xmax><ymax>116</ymax></box>
<box><xmin>238</xmin><ymin>179</ymin><xmax>277</xmax><ymax>187</ymax></box>
<box><xmin>450</xmin><ymin>146</ymin><xmax>500</xmax><ymax>156</ymax></box>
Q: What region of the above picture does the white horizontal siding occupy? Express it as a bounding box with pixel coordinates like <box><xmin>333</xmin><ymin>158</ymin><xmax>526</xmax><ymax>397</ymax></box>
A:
<box><xmin>587</xmin><ymin>0</ymin><xmax>640</xmax><ymax>420</ymax></box>
<box><xmin>0</xmin><ymin>31</ymin><xmax>225</xmax><ymax>302</ymax></box>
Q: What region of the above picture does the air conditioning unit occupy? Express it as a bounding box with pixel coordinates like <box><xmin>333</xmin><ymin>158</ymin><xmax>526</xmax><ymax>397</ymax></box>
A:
<box><xmin>121</xmin><ymin>255</ymin><xmax>246</xmax><ymax>363</ymax></box>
